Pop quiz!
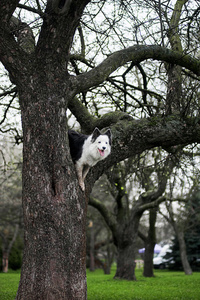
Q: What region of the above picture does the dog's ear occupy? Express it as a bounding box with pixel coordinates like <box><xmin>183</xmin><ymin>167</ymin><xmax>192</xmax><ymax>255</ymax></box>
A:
<box><xmin>104</xmin><ymin>129</ymin><xmax>112</xmax><ymax>144</ymax></box>
<box><xmin>91</xmin><ymin>127</ymin><xmax>101</xmax><ymax>142</ymax></box>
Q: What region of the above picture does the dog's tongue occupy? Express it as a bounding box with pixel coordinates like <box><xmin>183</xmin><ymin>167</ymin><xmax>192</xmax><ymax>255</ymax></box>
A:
<box><xmin>99</xmin><ymin>149</ymin><xmax>105</xmax><ymax>157</ymax></box>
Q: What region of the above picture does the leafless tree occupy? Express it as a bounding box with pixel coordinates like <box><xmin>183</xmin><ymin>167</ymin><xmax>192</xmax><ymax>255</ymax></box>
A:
<box><xmin>0</xmin><ymin>0</ymin><xmax>200</xmax><ymax>298</ymax></box>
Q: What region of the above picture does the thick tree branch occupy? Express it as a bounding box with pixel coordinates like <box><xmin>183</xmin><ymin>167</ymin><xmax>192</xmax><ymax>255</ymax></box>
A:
<box><xmin>36</xmin><ymin>0</ymin><xmax>91</xmax><ymax>62</ymax></box>
<box><xmin>0</xmin><ymin>5</ymin><xmax>35</xmax><ymax>83</ymax></box>
<box><xmin>74</xmin><ymin>45</ymin><xmax>200</xmax><ymax>93</ymax></box>
<box><xmin>0</xmin><ymin>2</ymin><xmax>28</xmax><ymax>79</ymax></box>
<box><xmin>108</xmin><ymin>116</ymin><xmax>200</xmax><ymax>167</ymax></box>
<box><xmin>68</xmin><ymin>96</ymin><xmax>132</xmax><ymax>133</ymax></box>
<box><xmin>138</xmin><ymin>196</ymin><xmax>166</xmax><ymax>212</ymax></box>
<box><xmin>87</xmin><ymin>115</ymin><xmax>200</xmax><ymax>190</ymax></box>
<box><xmin>68</xmin><ymin>96</ymin><xmax>96</xmax><ymax>131</ymax></box>
<box><xmin>89</xmin><ymin>197</ymin><xmax>117</xmax><ymax>235</ymax></box>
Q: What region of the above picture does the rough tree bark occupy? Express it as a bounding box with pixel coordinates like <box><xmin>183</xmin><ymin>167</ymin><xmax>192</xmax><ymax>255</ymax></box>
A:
<box><xmin>16</xmin><ymin>81</ymin><xmax>88</xmax><ymax>299</ymax></box>
<box><xmin>1</xmin><ymin>0</ymin><xmax>90</xmax><ymax>299</ymax></box>
<box><xmin>0</xmin><ymin>0</ymin><xmax>200</xmax><ymax>298</ymax></box>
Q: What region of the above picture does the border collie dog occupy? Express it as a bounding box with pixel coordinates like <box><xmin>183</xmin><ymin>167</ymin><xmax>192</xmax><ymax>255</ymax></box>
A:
<box><xmin>68</xmin><ymin>127</ymin><xmax>112</xmax><ymax>191</ymax></box>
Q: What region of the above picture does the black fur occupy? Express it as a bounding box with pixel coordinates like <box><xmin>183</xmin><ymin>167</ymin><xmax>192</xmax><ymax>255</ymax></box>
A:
<box><xmin>91</xmin><ymin>127</ymin><xmax>101</xmax><ymax>142</ymax></box>
<box><xmin>68</xmin><ymin>130</ymin><xmax>88</xmax><ymax>163</ymax></box>
<box><xmin>68</xmin><ymin>127</ymin><xmax>112</xmax><ymax>191</ymax></box>
<box><xmin>68</xmin><ymin>127</ymin><xmax>112</xmax><ymax>162</ymax></box>
<box><xmin>103</xmin><ymin>129</ymin><xmax>112</xmax><ymax>145</ymax></box>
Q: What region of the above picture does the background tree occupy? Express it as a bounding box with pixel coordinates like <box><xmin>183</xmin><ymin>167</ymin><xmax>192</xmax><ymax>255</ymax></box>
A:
<box><xmin>0</xmin><ymin>137</ymin><xmax>22</xmax><ymax>272</ymax></box>
<box><xmin>138</xmin><ymin>147</ymin><xmax>182</xmax><ymax>277</ymax></box>
<box><xmin>89</xmin><ymin>152</ymin><xmax>177</xmax><ymax>280</ymax></box>
<box><xmin>159</xmin><ymin>150</ymin><xmax>200</xmax><ymax>275</ymax></box>
<box><xmin>164</xmin><ymin>201</ymin><xmax>193</xmax><ymax>275</ymax></box>
<box><xmin>138</xmin><ymin>208</ymin><xmax>157</xmax><ymax>277</ymax></box>
<box><xmin>169</xmin><ymin>186</ymin><xmax>200</xmax><ymax>272</ymax></box>
<box><xmin>137</xmin><ymin>149</ymin><xmax>163</xmax><ymax>278</ymax></box>
<box><xmin>184</xmin><ymin>187</ymin><xmax>200</xmax><ymax>270</ymax></box>
<box><xmin>87</xmin><ymin>197</ymin><xmax>115</xmax><ymax>274</ymax></box>
<box><xmin>0</xmin><ymin>0</ymin><xmax>200</xmax><ymax>298</ymax></box>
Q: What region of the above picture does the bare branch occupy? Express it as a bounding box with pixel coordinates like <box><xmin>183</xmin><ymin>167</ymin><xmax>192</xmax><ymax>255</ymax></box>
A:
<box><xmin>89</xmin><ymin>196</ymin><xmax>117</xmax><ymax>234</ymax></box>
<box><xmin>138</xmin><ymin>196</ymin><xmax>166</xmax><ymax>213</ymax></box>
<box><xmin>77</xmin><ymin>23</ymin><xmax>86</xmax><ymax>57</ymax></box>
<box><xmin>17</xmin><ymin>3</ymin><xmax>44</xmax><ymax>16</ymax></box>
<box><xmin>74</xmin><ymin>45</ymin><xmax>200</xmax><ymax>93</ymax></box>
<box><xmin>0</xmin><ymin>87</ymin><xmax>17</xmax><ymax>97</ymax></box>
<box><xmin>0</xmin><ymin>91</ymin><xmax>17</xmax><ymax>126</ymax></box>
<box><xmin>68</xmin><ymin>95</ymin><xmax>131</xmax><ymax>133</ymax></box>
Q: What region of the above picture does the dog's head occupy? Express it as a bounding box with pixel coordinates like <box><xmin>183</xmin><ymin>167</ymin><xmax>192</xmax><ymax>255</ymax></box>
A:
<box><xmin>91</xmin><ymin>127</ymin><xmax>112</xmax><ymax>158</ymax></box>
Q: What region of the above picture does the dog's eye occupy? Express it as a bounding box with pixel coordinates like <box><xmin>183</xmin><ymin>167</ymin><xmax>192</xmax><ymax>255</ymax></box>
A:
<box><xmin>98</xmin><ymin>141</ymin><xmax>101</xmax><ymax>143</ymax></box>
<box><xmin>106</xmin><ymin>142</ymin><xmax>108</xmax><ymax>144</ymax></box>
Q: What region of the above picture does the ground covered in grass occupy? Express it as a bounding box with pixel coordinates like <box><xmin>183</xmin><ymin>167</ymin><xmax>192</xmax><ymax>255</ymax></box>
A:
<box><xmin>87</xmin><ymin>268</ymin><xmax>200</xmax><ymax>300</ymax></box>
<box><xmin>0</xmin><ymin>270</ymin><xmax>20</xmax><ymax>300</ymax></box>
<box><xmin>0</xmin><ymin>268</ymin><xmax>200</xmax><ymax>300</ymax></box>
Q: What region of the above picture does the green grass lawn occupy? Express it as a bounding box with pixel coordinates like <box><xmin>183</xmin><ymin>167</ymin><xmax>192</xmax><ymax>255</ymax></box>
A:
<box><xmin>0</xmin><ymin>268</ymin><xmax>200</xmax><ymax>300</ymax></box>
<box><xmin>0</xmin><ymin>270</ymin><xmax>20</xmax><ymax>300</ymax></box>
<box><xmin>87</xmin><ymin>268</ymin><xmax>200</xmax><ymax>300</ymax></box>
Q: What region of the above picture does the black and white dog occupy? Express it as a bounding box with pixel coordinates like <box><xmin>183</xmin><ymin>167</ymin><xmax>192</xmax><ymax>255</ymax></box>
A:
<box><xmin>68</xmin><ymin>127</ymin><xmax>112</xmax><ymax>191</ymax></box>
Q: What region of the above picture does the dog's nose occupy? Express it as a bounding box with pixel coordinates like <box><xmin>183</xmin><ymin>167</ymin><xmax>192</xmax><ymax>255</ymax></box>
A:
<box><xmin>102</xmin><ymin>146</ymin><xmax>106</xmax><ymax>150</ymax></box>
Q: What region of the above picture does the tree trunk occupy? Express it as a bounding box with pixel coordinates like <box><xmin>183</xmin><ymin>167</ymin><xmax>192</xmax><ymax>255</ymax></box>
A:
<box><xmin>16</xmin><ymin>85</ymin><xmax>87</xmax><ymax>299</ymax></box>
<box><xmin>2</xmin><ymin>252</ymin><xmax>9</xmax><ymax>273</ymax></box>
<box><xmin>103</xmin><ymin>242</ymin><xmax>114</xmax><ymax>275</ymax></box>
<box><xmin>114</xmin><ymin>216</ymin><xmax>141</xmax><ymax>281</ymax></box>
<box><xmin>114</xmin><ymin>243</ymin><xmax>137</xmax><ymax>280</ymax></box>
<box><xmin>143</xmin><ymin>208</ymin><xmax>157</xmax><ymax>277</ymax></box>
<box><xmin>143</xmin><ymin>242</ymin><xmax>155</xmax><ymax>277</ymax></box>
<box><xmin>177</xmin><ymin>231</ymin><xmax>192</xmax><ymax>275</ymax></box>
<box><xmin>1</xmin><ymin>224</ymin><xmax>19</xmax><ymax>273</ymax></box>
<box><xmin>103</xmin><ymin>258</ymin><xmax>111</xmax><ymax>275</ymax></box>
<box><xmin>89</xmin><ymin>222</ymin><xmax>95</xmax><ymax>272</ymax></box>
